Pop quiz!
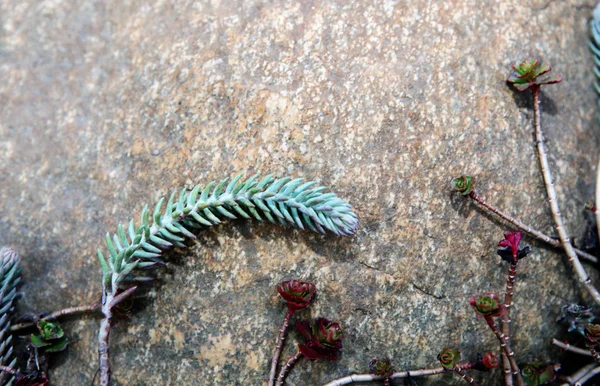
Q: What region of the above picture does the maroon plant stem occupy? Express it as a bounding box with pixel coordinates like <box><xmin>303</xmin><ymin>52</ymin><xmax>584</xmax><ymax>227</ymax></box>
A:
<box><xmin>276</xmin><ymin>350</ymin><xmax>303</xmax><ymax>386</ymax></box>
<box><xmin>453</xmin><ymin>366</ymin><xmax>479</xmax><ymax>386</ymax></box>
<box><xmin>11</xmin><ymin>303</ymin><xmax>101</xmax><ymax>332</ymax></box>
<box><xmin>586</xmin><ymin>342</ymin><xmax>600</xmax><ymax>362</ymax></box>
<box><xmin>501</xmin><ymin>263</ymin><xmax>517</xmax><ymax>385</ymax></box>
<box><xmin>268</xmin><ymin>309</ymin><xmax>294</xmax><ymax>386</ymax></box>
<box><xmin>467</xmin><ymin>191</ymin><xmax>597</xmax><ymax>264</ymax></box>
<box><xmin>532</xmin><ymin>85</ymin><xmax>600</xmax><ymax>306</ymax></box>
<box><xmin>484</xmin><ymin>317</ymin><xmax>523</xmax><ymax>386</ymax></box>
<box><xmin>501</xmin><ymin>353</ymin><xmax>513</xmax><ymax>386</ymax></box>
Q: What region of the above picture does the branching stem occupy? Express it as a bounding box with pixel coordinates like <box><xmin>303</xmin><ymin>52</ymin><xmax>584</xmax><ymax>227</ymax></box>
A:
<box><xmin>532</xmin><ymin>85</ymin><xmax>600</xmax><ymax>306</ymax></box>
<box><xmin>484</xmin><ymin>317</ymin><xmax>523</xmax><ymax>386</ymax></box>
<box><xmin>268</xmin><ymin>309</ymin><xmax>294</xmax><ymax>386</ymax></box>
<box><xmin>467</xmin><ymin>191</ymin><xmax>597</xmax><ymax>263</ymax></box>
<box><xmin>453</xmin><ymin>366</ymin><xmax>478</xmax><ymax>385</ymax></box>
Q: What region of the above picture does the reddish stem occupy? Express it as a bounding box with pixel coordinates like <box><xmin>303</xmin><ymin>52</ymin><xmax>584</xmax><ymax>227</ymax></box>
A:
<box><xmin>268</xmin><ymin>309</ymin><xmax>294</xmax><ymax>386</ymax></box>
<box><xmin>453</xmin><ymin>366</ymin><xmax>479</xmax><ymax>385</ymax></box>
<box><xmin>484</xmin><ymin>317</ymin><xmax>523</xmax><ymax>386</ymax></box>
<box><xmin>501</xmin><ymin>263</ymin><xmax>518</xmax><ymax>385</ymax></box>
<box><xmin>586</xmin><ymin>342</ymin><xmax>600</xmax><ymax>362</ymax></box>
<box><xmin>276</xmin><ymin>351</ymin><xmax>303</xmax><ymax>386</ymax></box>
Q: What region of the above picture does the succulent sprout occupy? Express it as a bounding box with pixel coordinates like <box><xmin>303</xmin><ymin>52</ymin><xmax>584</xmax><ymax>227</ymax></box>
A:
<box><xmin>296</xmin><ymin>318</ymin><xmax>343</xmax><ymax>361</ymax></box>
<box><xmin>497</xmin><ymin>231</ymin><xmax>532</xmax><ymax>264</ymax></box>
<box><xmin>585</xmin><ymin>323</ymin><xmax>600</xmax><ymax>343</ymax></box>
<box><xmin>520</xmin><ymin>363</ymin><xmax>558</xmax><ymax>386</ymax></box>
<box><xmin>369</xmin><ymin>357</ymin><xmax>394</xmax><ymax>378</ymax></box>
<box><xmin>276</xmin><ymin>280</ymin><xmax>316</xmax><ymax>312</ymax></box>
<box><xmin>507</xmin><ymin>58</ymin><xmax>562</xmax><ymax>91</ymax></box>
<box><xmin>451</xmin><ymin>175</ymin><xmax>476</xmax><ymax>196</ymax></box>
<box><xmin>557</xmin><ymin>304</ymin><xmax>595</xmax><ymax>336</ymax></box>
<box><xmin>481</xmin><ymin>352</ymin><xmax>499</xmax><ymax>370</ymax></box>
<box><xmin>30</xmin><ymin>320</ymin><xmax>68</xmax><ymax>353</ymax></box>
<box><xmin>469</xmin><ymin>293</ymin><xmax>505</xmax><ymax>319</ymax></box>
<box><xmin>438</xmin><ymin>348</ymin><xmax>461</xmax><ymax>370</ymax></box>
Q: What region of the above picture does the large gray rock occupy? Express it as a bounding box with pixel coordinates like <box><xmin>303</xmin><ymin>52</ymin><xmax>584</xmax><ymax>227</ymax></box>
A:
<box><xmin>1</xmin><ymin>1</ymin><xmax>599</xmax><ymax>385</ymax></box>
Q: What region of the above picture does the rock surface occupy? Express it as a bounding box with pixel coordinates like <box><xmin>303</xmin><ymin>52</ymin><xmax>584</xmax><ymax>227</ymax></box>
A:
<box><xmin>1</xmin><ymin>1</ymin><xmax>600</xmax><ymax>385</ymax></box>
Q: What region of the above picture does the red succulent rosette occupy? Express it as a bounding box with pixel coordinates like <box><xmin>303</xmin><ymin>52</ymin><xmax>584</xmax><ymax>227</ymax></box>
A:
<box><xmin>369</xmin><ymin>357</ymin><xmax>394</xmax><ymax>378</ymax></box>
<box><xmin>497</xmin><ymin>231</ymin><xmax>531</xmax><ymax>264</ymax></box>
<box><xmin>277</xmin><ymin>280</ymin><xmax>316</xmax><ymax>312</ymax></box>
<box><xmin>482</xmin><ymin>352</ymin><xmax>499</xmax><ymax>369</ymax></box>
<box><xmin>469</xmin><ymin>293</ymin><xmax>505</xmax><ymax>319</ymax></box>
<box><xmin>586</xmin><ymin>323</ymin><xmax>600</xmax><ymax>343</ymax></box>
<box><xmin>296</xmin><ymin>318</ymin><xmax>343</xmax><ymax>360</ymax></box>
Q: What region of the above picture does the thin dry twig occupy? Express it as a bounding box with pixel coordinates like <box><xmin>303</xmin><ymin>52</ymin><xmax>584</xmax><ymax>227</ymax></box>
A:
<box><xmin>551</xmin><ymin>338</ymin><xmax>592</xmax><ymax>356</ymax></box>
<box><xmin>573</xmin><ymin>365</ymin><xmax>600</xmax><ymax>386</ymax></box>
<box><xmin>532</xmin><ymin>85</ymin><xmax>600</xmax><ymax>306</ymax></box>
<box><xmin>11</xmin><ymin>303</ymin><xmax>101</xmax><ymax>332</ymax></box>
<box><xmin>561</xmin><ymin>362</ymin><xmax>597</xmax><ymax>385</ymax></box>
<box><xmin>321</xmin><ymin>367</ymin><xmax>448</xmax><ymax>386</ymax></box>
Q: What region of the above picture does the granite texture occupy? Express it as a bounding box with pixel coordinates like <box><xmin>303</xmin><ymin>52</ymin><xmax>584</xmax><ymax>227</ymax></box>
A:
<box><xmin>1</xmin><ymin>1</ymin><xmax>600</xmax><ymax>385</ymax></box>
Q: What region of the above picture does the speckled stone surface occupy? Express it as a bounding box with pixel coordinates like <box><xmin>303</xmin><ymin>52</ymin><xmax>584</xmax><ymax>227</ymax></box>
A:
<box><xmin>1</xmin><ymin>1</ymin><xmax>600</xmax><ymax>385</ymax></box>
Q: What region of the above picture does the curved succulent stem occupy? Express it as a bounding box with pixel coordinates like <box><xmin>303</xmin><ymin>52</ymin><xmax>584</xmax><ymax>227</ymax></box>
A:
<box><xmin>531</xmin><ymin>85</ymin><xmax>600</xmax><ymax>306</ymax></box>
<box><xmin>95</xmin><ymin>174</ymin><xmax>358</xmax><ymax>384</ymax></box>
<box><xmin>276</xmin><ymin>350</ymin><xmax>303</xmax><ymax>386</ymax></box>
<box><xmin>0</xmin><ymin>247</ymin><xmax>22</xmax><ymax>386</ymax></box>
<box><xmin>269</xmin><ymin>309</ymin><xmax>294</xmax><ymax>386</ymax></box>
<box><xmin>467</xmin><ymin>191</ymin><xmax>597</xmax><ymax>264</ymax></box>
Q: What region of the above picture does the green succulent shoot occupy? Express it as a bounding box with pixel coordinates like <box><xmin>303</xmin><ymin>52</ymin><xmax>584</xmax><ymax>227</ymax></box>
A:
<box><xmin>520</xmin><ymin>363</ymin><xmax>557</xmax><ymax>386</ymax></box>
<box><xmin>30</xmin><ymin>320</ymin><xmax>68</xmax><ymax>353</ymax></box>
<box><xmin>506</xmin><ymin>58</ymin><xmax>562</xmax><ymax>91</ymax></box>
<box><xmin>450</xmin><ymin>175</ymin><xmax>475</xmax><ymax>196</ymax></box>
<box><xmin>469</xmin><ymin>293</ymin><xmax>505</xmax><ymax>319</ymax></box>
<box><xmin>438</xmin><ymin>348</ymin><xmax>461</xmax><ymax>370</ymax></box>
